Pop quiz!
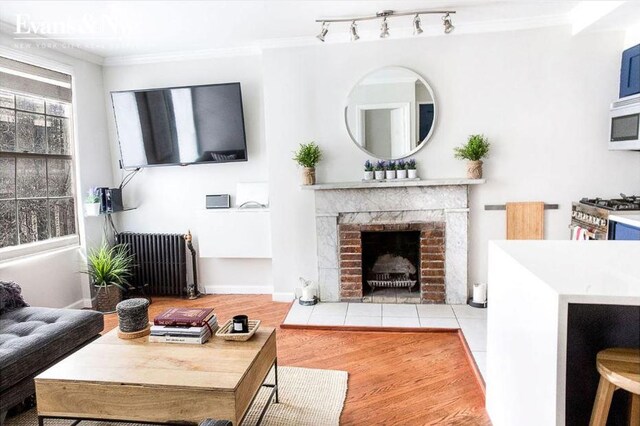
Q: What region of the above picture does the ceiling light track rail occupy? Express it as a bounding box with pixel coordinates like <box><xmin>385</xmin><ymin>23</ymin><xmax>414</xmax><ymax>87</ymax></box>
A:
<box><xmin>315</xmin><ymin>9</ymin><xmax>456</xmax><ymax>42</ymax></box>
<box><xmin>315</xmin><ymin>10</ymin><xmax>456</xmax><ymax>24</ymax></box>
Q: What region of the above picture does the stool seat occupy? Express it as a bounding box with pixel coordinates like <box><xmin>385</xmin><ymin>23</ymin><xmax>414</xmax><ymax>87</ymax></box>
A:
<box><xmin>597</xmin><ymin>348</ymin><xmax>640</xmax><ymax>394</ymax></box>
<box><xmin>590</xmin><ymin>347</ymin><xmax>640</xmax><ymax>426</ymax></box>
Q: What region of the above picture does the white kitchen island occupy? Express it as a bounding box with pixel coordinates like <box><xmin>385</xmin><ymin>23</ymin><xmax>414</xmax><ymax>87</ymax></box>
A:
<box><xmin>486</xmin><ymin>241</ymin><xmax>640</xmax><ymax>426</ymax></box>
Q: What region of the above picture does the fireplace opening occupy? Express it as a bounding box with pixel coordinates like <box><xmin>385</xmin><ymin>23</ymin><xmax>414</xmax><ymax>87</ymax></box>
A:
<box><xmin>361</xmin><ymin>230</ymin><xmax>421</xmax><ymax>303</ymax></box>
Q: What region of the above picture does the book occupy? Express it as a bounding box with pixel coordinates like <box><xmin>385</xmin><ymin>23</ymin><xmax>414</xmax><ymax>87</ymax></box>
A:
<box><xmin>148</xmin><ymin>328</ymin><xmax>212</xmax><ymax>344</ymax></box>
<box><xmin>150</xmin><ymin>318</ymin><xmax>218</xmax><ymax>337</ymax></box>
<box><xmin>153</xmin><ymin>307</ymin><xmax>214</xmax><ymax>327</ymax></box>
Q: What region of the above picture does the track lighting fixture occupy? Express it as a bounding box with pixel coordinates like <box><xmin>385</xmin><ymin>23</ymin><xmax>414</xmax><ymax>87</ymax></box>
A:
<box><xmin>315</xmin><ymin>9</ymin><xmax>456</xmax><ymax>42</ymax></box>
<box><xmin>350</xmin><ymin>21</ymin><xmax>359</xmax><ymax>41</ymax></box>
<box><xmin>413</xmin><ymin>14</ymin><xmax>423</xmax><ymax>35</ymax></box>
<box><xmin>443</xmin><ymin>13</ymin><xmax>455</xmax><ymax>34</ymax></box>
<box><xmin>316</xmin><ymin>22</ymin><xmax>329</xmax><ymax>42</ymax></box>
<box><xmin>380</xmin><ymin>17</ymin><xmax>389</xmax><ymax>38</ymax></box>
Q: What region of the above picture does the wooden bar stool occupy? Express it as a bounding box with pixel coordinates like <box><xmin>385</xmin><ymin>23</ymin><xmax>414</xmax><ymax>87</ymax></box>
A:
<box><xmin>589</xmin><ymin>348</ymin><xmax>640</xmax><ymax>426</ymax></box>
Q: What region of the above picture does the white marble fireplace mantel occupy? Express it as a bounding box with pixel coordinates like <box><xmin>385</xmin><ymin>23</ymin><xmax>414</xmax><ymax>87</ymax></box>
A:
<box><xmin>306</xmin><ymin>179</ymin><xmax>485</xmax><ymax>304</ymax></box>
<box><xmin>301</xmin><ymin>178</ymin><xmax>485</xmax><ymax>191</ymax></box>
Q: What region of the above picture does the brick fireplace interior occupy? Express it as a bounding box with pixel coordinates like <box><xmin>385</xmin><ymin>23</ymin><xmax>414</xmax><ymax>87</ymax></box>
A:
<box><xmin>339</xmin><ymin>222</ymin><xmax>446</xmax><ymax>304</ymax></box>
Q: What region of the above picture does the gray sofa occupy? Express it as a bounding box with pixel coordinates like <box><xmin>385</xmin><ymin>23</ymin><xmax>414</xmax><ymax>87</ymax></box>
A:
<box><xmin>0</xmin><ymin>285</ymin><xmax>103</xmax><ymax>421</ymax></box>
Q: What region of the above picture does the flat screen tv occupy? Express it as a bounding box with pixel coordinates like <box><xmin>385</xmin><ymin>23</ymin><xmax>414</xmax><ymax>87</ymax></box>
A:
<box><xmin>111</xmin><ymin>82</ymin><xmax>247</xmax><ymax>168</ymax></box>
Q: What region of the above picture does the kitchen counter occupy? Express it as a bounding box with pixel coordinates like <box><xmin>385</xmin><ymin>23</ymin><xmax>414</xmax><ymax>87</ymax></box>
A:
<box><xmin>486</xmin><ymin>241</ymin><xmax>640</xmax><ymax>426</ymax></box>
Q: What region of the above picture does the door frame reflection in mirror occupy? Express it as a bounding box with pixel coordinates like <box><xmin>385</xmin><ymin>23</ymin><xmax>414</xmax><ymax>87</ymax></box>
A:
<box><xmin>344</xmin><ymin>66</ymin><xmax>437</xmax><ymax>160</ymax></box>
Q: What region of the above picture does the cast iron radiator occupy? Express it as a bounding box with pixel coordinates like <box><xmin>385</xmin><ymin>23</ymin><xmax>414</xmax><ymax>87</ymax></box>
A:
<box><xmin>117</xmin><ymin>232</ymin><xmax>186</xmax><ymax>296</ymax></box>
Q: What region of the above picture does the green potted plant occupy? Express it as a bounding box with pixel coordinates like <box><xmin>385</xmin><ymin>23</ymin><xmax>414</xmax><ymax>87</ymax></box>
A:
<box><xmin>84</xmin><ymin>187</ymin><xmax>101</xmax><ymax>217</ymax></box>
<box><xmin>396</xmin><ymin>160</ymin><xmax>407</xmax><ymax>179</ymax></box>
<box><xmin>406</xmin><ymin>159</ymin><xmax>418</xmax><ymax>179</ymax></box>
<box><xmin>363</xmin><ymin>160</ymin><xmax>374</xmax><ymax>181</ymax></box>
<box><xmin>385</xmin><ymin>161</ymin><xmax>397</xmax><ymax>180</ymax></box>
<box><xmin>83</xmin><ymin>243</ymin><xmax>133</xmax><ymax>313</ymax></box>
<box><xmin>293</xmin><ymin>142</ymin><xmax>322</xmax><ymax>185</ymax></box>
<box><xmin>374</xmin><ymin>160</ymin><xmax>386</xmax><ymax>180</ymax></box>
<box><xmin>454</xmin><ymin>134</ymin><xmax>490</xmax><ymax>179</ymax></box>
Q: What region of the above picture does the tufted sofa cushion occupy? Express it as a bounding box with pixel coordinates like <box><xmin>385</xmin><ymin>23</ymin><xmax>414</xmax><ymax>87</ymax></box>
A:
<box><xmin>0</xmin><ymin>307</ymin><xmax>103</xmax><ymax>393</ymax></box>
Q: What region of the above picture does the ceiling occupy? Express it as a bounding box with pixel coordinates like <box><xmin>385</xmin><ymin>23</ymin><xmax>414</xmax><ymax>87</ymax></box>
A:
<box><xmin>0</xmin><ymin>1</ymin><xmax>637</xmax><ymax>64</ymax></box>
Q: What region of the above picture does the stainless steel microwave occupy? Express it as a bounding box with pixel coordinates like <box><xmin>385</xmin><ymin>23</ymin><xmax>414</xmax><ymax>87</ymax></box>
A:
<box><xmin>609</xmin><ymin>94</ymin><xmax>640</xmax><ymax>150</ymax></box>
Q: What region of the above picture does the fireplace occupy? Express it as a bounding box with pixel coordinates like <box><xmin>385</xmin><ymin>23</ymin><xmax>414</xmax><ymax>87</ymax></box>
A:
<box><xmin>339</xmin><ymin>222</ymin><xmax>446</xmax><ymax>304</ymax></box>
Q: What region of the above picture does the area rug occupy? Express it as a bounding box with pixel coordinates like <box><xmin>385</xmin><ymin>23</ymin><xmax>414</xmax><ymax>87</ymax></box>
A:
<box><xmin>6</xmin><ymin>366</ymin><xmax>348</xmax><ymax>426</ymax></box>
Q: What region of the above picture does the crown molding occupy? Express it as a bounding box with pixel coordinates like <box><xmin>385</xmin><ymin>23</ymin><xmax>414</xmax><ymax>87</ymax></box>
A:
<box><xmin>0</xmin><ymin>20</ymin><xmax>105</xmax><ymax>65</ymax></box>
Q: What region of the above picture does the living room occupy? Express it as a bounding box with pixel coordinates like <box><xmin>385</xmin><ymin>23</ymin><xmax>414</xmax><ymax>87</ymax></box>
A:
<box><xmin>0</xmin><ymin>1</ymin><xmax>639</xmax><ymax>425</ymax></box>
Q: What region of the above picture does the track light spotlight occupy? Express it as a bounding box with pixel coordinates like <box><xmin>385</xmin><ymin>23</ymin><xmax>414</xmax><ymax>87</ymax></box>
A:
<box><xmin>380</xmin><ymin>17</ymin><xmax>390</xmax><ymax>38</ymax></box>
<box><xmin>413</xmin><ymin>14</ymin><xmax>423</xmax><ymax>35</ymax></box>
<box><xmin>317</xmin><ymin>22</ymin><xmax>329</xmax><ymax>42</ymax></box>
<box><xmin>443</xmin><ymin>13</ymin><xmax>454</xmax><ymax>34</ymax></box>
<box><xmin>350</xmin><ymin>21</ymin><xmax>360</xmax><ymax>41</ymax></box>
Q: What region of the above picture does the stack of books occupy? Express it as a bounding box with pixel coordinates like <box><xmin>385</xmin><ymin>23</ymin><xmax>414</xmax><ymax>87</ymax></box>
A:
<box><xmin>149</xmin><ymin>307</ymin><xmax>218</xmax><ymax>344</ymax></box>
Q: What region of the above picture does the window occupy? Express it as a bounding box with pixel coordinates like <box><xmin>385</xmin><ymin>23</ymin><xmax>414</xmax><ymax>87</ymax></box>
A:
<box><xmin>0</xmin><ymin>63</ymin><xmax>76</xmax><ymax>250</ymax></box>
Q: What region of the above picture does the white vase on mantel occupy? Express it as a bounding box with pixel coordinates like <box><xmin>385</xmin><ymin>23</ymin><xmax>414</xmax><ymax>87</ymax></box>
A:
<box><xmin>363</xmin><ymin>171</ymin><xmax>374</xmax><ymax>180</ymax></box>
<box><xmin>408</xmin><ymin>169</ymin><xmax>418</xmax><ymax>179</ymax></box>
<box><xmin>374</xmin><ymin>170</ymin><xmax>385</xmax><ymax>180</ymax></box>
<box><xmin>385</xmin><ymin>170</ymin><xmax>396</xmax><ymax>180</ymax></box>
<box><xmin>397</xmin><ymin>169</ymin><xmax>407</xmax><ymax>179</ymax></box>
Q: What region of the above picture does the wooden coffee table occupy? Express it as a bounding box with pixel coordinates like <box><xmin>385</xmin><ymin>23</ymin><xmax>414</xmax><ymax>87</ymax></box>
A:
<box><xmin>35</xmin><ymin>326</ymin><xmax>278</xmax><ymax>426</ymax></box>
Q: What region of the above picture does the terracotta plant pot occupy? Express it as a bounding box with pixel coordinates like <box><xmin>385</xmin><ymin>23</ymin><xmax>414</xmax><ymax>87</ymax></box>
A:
<box><xmin>302</xmin><ymin>167</ymin><xmax>316</xmax><ymax>185</ymax></box>
<box><xmin>95</xmin><ymin>285</ymin><xmax>123</xmax><ymax>313</ymax></box>
<box><xmin>467</xmin><ymin>160</ymin><xmax>483</xmax><ymax>179</ymax></box>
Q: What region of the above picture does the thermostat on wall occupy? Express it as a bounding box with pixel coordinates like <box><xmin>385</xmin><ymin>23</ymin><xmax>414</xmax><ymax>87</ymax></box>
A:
<box><xmin>206</xmin><ymin>194</ymin><xmax>231</xmax><ymax>209</ymax></box>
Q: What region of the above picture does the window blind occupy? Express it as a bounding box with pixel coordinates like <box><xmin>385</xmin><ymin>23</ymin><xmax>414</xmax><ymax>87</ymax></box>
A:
<box><xmin>0</xmin><ymin>57</ymin><xmax>72</xmax><ymax>102</ymax></box>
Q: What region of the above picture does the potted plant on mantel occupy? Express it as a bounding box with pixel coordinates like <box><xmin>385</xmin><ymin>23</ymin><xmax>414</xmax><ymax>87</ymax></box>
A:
<box><xmin>293</xmin><ymin>142</ymin><xmax>322</xmax><ymax>185</ymax></box>
<box><xmin>374</xmin><ymin>161</ymin><xmax>386</xmax><ymax>180</ymax></box>
<box><xmin>84</xmin><ymin>187</ymin><xmax>101</xmax><ymax>217</ymax></box>
<box><xmin>363</xmin><ymin>160</ymin><xmax>374</xmax><ymax>180</ymax></box>
<box><xmin>83</xmin><ymin>243</ymin><xmax>133</xmax><ymax>313</ymax></box>
<box><xmin>454</xmin><ymin>134</ymin><xmax>490</xmax><ymax>179</ymax></box>
<box><xmin>396</xmin><ymin>160</ymin><xmax>407</xmax><ymax>179</ymax></box>
<box><xmin>406</xmin><ymin>159</ymin><xmax>418</xmax><ymax>179</ymax></box>
<box><xmin>385</xmin><ymin>161</ymin><xmax>397</xmax><ymax>180</ymax></box>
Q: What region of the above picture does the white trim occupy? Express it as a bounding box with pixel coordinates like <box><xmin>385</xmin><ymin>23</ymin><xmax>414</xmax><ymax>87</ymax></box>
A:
<box><xmin>64</xmin><ymin>299</ymin><xmax>85</xmax><ymax>310</ymax></box>
<box><xmin>204</xmin><ymin>285</ymin><xmax>274</xmax><ymax>295</ymax></box>
<box><xmin>0</xmin><ymin>44</ymin><xmax>73</xmax><ymax>75</ymax></box>
<box><xmin>0</xmin><ymin>235</ymin><xmax>79</xmax><ymax>263</ymax></box>
<box><xmin>272</xmin><ymin>292</ymin><xmax>295</xmax><ymax>302</ymax></box>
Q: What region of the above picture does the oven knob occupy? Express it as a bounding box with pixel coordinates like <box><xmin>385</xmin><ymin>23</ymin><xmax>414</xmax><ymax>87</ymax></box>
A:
<box><xmin>572</xmin><ymin>211</ymin><xmax>577</xmax><ymax>218</ymax></box>
<box><xmin>601</xmin><ymin>219</ymin><xmax>607</xmax><ymax>227</ymax></box>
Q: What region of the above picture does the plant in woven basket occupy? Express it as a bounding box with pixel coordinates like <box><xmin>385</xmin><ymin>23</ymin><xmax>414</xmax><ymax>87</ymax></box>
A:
<box><xmin>293</xmin><ymin>142</ymin><xmax>322</xmax><ymax>185</ymax></box>
<box><xmin>83</xmin><ymin>243</ymin><xmax>133</xmax><ymax>312</ymax></box>
<box><xmin>454</xmin><ymin>134</ymin><xmax>490</xmax><ymax>179</ymax></box>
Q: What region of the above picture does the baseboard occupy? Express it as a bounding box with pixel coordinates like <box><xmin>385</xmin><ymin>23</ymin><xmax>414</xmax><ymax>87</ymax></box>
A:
<box><xmin>272</xmin><ymin>292</ymin><xmax>295</xmax><ymax>302</ymax></box>
<box><xmin>204</xmin><ymin>285</ymin><xmax>274</xmax><ymax>295</ymax></box>
<box><xmin>64</xmin><ymin>299</ymin><xmax>86</xmax><ymax>309</ymax></box>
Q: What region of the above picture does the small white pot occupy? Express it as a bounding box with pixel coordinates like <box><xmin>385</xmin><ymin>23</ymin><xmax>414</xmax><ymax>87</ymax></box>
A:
<box><xmin>408</xmin><ymin>169</ymin><xmax>418</xmax><ymax>179</ymax></box>
<box><xmin>363</xmin><ymin>171</ymin><xmax>374</xmax><ymax>180</ymax></box>
<box><xmin>396</xmin><ymin>169</ymin><xmax>408</xmax><ymax>179</ymax></box>
<box><xmin>374</xmin><ymin>170</ymin><xmax>385</xmax><ymax>180</ymax></box>
<box><xmin>85</xmin><ymin>203</ymin><xmax>101</xmax><ymax>217</ymax></box>
<box><xmin>385</xmin><ymin>170</ymin><xmax>396</xmax><ymax>179</ymax></box>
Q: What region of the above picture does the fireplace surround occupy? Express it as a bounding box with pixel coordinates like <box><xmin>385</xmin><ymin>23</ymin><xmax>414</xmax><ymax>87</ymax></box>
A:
<box><xmin>304</xmin><ymin>179</ymin><xmax>484</xmax><ymax>304</ymax></box>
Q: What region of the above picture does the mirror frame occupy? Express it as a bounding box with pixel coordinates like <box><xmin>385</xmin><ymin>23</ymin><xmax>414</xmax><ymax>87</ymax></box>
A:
<box><xmin>344</xmin><ymin>66</ymin><xmax>437</xmax><ymax>160</ymax></box>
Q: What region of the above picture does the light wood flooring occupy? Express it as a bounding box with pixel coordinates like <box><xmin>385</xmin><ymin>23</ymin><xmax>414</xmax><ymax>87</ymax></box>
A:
<box><xmin>102</xmin><ymin>295</ymin><xmax>491</xmax><ymax>425</ymax></box>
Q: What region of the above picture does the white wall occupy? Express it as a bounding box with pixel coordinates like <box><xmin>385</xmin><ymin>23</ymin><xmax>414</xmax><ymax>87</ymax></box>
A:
<box><xmin>263</xmin><ymin>26</ymin><xmax>640</xmax><ymax>299</ymax></box>
<box><xmin>0</xmin><ymin>35</ymin><xmax>114</xmax><ymax>308</ymax></box>
<box><xmin>101</xmin><ymin>55</ymin><xmax>272</xmax><ymax>292</ymax></box>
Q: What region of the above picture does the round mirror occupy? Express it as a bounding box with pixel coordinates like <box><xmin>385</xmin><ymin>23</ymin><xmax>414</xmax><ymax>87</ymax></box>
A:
<box><xmin>345</xmin><ymin>67</ymin><xmax>436</xmax><ymax>160</ymax></box>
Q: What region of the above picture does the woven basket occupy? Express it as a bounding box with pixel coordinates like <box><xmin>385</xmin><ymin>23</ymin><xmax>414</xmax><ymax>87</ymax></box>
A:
<box><xmin>215</xmin><ymin>319</ymin><xmax>261</xmax><ymax>341</ymax></box>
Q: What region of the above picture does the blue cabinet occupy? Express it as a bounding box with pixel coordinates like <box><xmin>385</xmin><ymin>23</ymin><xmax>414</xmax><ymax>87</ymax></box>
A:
<box><xmin>620</xmin><ymin>44</ymin><xmax>640</xmax><ymax>98</ymax></box>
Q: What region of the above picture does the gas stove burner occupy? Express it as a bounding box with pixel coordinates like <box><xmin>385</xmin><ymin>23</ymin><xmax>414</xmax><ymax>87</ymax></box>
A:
<box><xmin>580</xmin><ymin>196</ymin><xmax>640</xmax><ymax>211</ymax></box>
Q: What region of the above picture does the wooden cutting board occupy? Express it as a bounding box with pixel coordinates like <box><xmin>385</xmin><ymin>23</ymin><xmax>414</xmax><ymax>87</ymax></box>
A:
<box><xmin>506</xmin><ymin>202</ymin><xmax>545</xmax><ymax>240</ymax></box>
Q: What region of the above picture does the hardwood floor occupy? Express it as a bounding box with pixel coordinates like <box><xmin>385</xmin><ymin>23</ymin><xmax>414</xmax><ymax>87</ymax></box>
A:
<box><xmin>103</xmin><ymin>295</ymin><xmax>491</xmax><ymax>425</ymax></box>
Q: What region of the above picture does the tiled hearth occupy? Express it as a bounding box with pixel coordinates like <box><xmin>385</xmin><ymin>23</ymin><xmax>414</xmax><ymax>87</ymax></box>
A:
<box><xmin>304</xmin><ymin>180</ymin><xmax>485</xmax><ymax>304</ymax></box>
